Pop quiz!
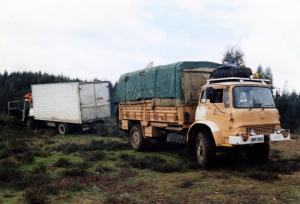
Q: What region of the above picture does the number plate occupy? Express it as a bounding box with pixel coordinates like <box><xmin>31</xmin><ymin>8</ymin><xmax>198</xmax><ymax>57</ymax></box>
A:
<box><xmin>250</xmin><ymin>136</ymin><xmax>264</xmax><ymax>143</ymax></box>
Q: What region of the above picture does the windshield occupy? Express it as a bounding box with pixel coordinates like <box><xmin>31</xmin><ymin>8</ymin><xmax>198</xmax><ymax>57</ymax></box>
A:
<box><xmin>233</xmin><ymin>86</ymin><xmax>275</xmax><ymax>108</ymax></box>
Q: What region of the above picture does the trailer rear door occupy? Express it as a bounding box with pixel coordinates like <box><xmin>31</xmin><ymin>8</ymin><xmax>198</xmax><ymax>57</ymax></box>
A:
<box><xmin>79</xmin><ymin>82</ymin><xmax>111</xmax><ymax>122</ymax></box>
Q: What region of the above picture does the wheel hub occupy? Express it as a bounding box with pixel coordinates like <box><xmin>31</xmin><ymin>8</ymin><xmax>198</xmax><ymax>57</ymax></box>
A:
<box><xmin>197</xmin><ymin>141</ymin><xmax>204</xmax><ymax>161</ymax></box>
<box><xmin>132</xmin><ymin>131</ymin><xmax>140</xmax><ymax>144</ymax></box>
<box><xmin>59</xmin><ymin>125</ymin><xmax>65</xmax><ymax>134</ymax></box>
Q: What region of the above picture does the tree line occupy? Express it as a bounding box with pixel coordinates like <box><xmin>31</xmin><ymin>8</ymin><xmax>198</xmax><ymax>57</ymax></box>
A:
<box><xmin>0</xmin><ymin>71</ymin><xmax>80</xmax><ymax>114</ymax></box>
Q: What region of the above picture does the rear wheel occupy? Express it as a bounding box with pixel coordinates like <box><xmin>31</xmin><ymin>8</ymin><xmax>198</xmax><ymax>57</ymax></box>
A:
<box><xmin>57</xmin><ymin>123</ymin><xmax>69</xmax><ymax>135</ymax></box>
<box><xmin>247</xmin><ymin>143</ymin><xmax>269</xmax><ymax>163</ymax></box>
<box><xmin>129</xmin><ymin>125</ymin><xmax>147</xmax><ymax>151</ymax></box>
<box><xmin>26</xmin><ymin>118</ymin><xmax>34</xmax><ymax>129</ymax></box>
<box><xmin>195</xmin><ymin>132</ymin><xmax>216</xmax><ymax>168</ymax></box>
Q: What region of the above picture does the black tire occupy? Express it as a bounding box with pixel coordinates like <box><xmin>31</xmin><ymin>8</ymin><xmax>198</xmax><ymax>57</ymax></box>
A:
<box><xmin>211</xmin><ymin>66</ymin><xmax>252</xmax><ymax>79</ymax></box>
<box><xmin>195</xmin><ymin>132</ymin><xmax>216</xmax><ymax>168</ymax></box>
<box><xmin>129</xmin><ymin>125</ymin><xmax>147</xmax><ymax>151</ymax></box>
<box><xmin>57</xmin><ymin>123</ymin><xmax>69</xmax><ymax>135</ymax></box>
<box><xmin>26</xmin><ymin>118</ymin><xmax>35</xmax><ymax>129</ymax></box>
<box><xmin>157</xmin><ymin>133</ymin><xmax>168</xmax><ymax>144</ymax></box>
<box><xmin>247</xmin><ymin>143</ymin><xmax>269</xmax><ymax>163</ymax></box>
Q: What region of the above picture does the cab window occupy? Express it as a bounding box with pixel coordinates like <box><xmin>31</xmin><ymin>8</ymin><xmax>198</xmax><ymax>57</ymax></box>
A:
<box><xmin>209</xmin><ymin>89</ymin><xmax>223</xmax><ymax>103</ymax></box>
<box><xmin>200</xmin><ymin>90</ymin><xmax>206</xmax><ymax>103</ymax></box>
<box><xmin>223</xmin><ymin>89</ymin><xmax>230</xmax><ymax>107</ymax></box>
<box><xmin>201</xmin><ymin>88</ymin><xmax>229</xmax><ymax>107</ymax></box>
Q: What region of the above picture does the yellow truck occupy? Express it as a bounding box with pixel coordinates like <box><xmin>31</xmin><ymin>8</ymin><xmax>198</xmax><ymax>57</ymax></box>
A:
<box><xmin>114</xmin><ymin>61</ymin><xmax>290</xmax><ymax>168</ymax></box>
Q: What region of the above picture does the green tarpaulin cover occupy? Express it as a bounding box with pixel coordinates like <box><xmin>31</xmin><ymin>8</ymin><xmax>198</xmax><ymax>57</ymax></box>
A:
<box><xmin>114</xmin><ymin>61</ymin><xmax>221</xmax><ymax>103</ymax></box>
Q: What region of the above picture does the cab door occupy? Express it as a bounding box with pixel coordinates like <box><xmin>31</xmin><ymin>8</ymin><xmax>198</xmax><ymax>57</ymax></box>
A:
<box><xmin>196</xmin><ymin>87</ymin><xmax>230</xmax><ymax>137</ymax></box>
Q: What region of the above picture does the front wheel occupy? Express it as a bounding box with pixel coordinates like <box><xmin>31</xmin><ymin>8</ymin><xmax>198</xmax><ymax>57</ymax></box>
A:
<box><xmin>129</xmin><ymin>125</ymin><xmax>147</xmax><ymax>151</ymax></box>
<box><xmin>196</xmin><ymin>132</ymin><xmax>216</xmax><ymax>168</ymax></box>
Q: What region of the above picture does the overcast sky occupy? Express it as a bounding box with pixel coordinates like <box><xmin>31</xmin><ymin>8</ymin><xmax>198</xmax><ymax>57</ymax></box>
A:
<box><xmin>0</xmin><ymin>0</ymin><xmax>299</xmax><ymax>91</ymax></box>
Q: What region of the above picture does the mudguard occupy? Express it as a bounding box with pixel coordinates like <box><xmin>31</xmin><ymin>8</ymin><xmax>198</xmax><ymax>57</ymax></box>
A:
<box><xmin>187</xmin><ymin>121</ymin><xmax>221</xmax><ymax>145</ymax></box>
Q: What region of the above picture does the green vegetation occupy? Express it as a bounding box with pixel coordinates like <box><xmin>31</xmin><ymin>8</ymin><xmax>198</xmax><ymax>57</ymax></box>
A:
<box><xmin>0</xmin><ymin>116</ymin><xmax>300</xmax><ymax>203</ymax></box>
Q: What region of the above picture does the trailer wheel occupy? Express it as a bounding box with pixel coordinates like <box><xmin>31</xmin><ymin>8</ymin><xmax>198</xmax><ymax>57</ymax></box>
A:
<box><xmin>247</xmin><ymin>143</ymin><xmax>269</xmax><ymax>163</ymax></box>
<box><xmin>57</xmin><ymin>123</ymin><xmax>69</xmax><ymax>135</ymax></box>
<box><xmin>26</xmin><ymin>118</ymin><xmax>34</xmax><ymax>129</ymax></box>
<box><xmin>195</xmin><ymin>132</ymin><xmax>216</xmax><ymax>168</ymax></box>
<box><xmin>129</xmin><ymin>125</ymin><xmax>147</xmax><ymax>151</ymax></box>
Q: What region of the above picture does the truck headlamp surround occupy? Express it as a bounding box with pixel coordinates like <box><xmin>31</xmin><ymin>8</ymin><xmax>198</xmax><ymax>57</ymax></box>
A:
<box><xmin>276</xmin><ymin>128</ymin><xmax>284</xmax><ymax>134</ymax></box>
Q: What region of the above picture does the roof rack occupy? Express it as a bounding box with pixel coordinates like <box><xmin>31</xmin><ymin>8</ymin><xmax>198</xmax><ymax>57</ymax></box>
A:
<box><xmin>207</xmin><ymin>77</ymin><xmax>270</xmax><ymax>85</ymax></box>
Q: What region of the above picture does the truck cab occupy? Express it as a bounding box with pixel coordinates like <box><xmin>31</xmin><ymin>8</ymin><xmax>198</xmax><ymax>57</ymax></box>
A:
<box><xmin>188</xmin><ymin>77</ymin><xmax>290</xmax><ymax>167</ymax></box>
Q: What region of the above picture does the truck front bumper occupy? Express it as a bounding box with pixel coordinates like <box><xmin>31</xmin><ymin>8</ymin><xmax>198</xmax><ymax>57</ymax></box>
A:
<box><xmin>229</xmin><ymin>133</ymin><xmax>290</xmax><ymax>145</ymax></box>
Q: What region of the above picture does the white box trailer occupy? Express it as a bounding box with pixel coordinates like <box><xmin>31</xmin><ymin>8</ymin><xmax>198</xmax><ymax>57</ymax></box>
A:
<box><xmin>29</xmin><ymin>81</ymin><xmax>111</xmax><ymax>134</ymax></box>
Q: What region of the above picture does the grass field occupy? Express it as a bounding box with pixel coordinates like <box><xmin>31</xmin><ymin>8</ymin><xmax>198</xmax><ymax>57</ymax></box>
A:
<box><xmin>0</xmin><ymin>118</ymin><xmax>300</xmax><ymax>203</ymax></box>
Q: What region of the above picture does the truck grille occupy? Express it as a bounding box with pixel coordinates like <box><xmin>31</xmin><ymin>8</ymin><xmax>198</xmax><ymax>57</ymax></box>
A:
<box><xmin>246</xmin><ymin>126</ymin><xmax>275</xmax><ymax>135</ymax></box>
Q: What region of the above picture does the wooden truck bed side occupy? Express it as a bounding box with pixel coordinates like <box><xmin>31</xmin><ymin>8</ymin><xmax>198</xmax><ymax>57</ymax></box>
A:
<box><xmin>119</xmin><ymin>99</ymin><xmax>196</xmax><ymax>137</ymax></box>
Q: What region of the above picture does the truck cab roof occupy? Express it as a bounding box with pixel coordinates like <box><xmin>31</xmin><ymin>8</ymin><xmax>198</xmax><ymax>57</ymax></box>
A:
<box><xmin>203</xmin><ymin>77</ymin><xmax>271</xmax><ymax>88</ymax></box>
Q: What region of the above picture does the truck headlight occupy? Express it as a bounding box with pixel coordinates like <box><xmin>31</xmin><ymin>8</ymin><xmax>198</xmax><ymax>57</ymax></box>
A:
<box><xmin>276</xmin><ymin>128</ymin><xmax>283</xmax><ymax>134</ymax></box>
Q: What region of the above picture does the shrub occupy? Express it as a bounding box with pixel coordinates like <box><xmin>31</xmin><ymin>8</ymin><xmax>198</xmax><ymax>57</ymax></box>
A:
<box><xmin>62</xmin><ymin>168</ymin><xmax>86</xmax><ymax>177</ymax></box>
<box><xmin>119</xmin><ymin>154</ymin><xmax>182</xmax><ymax>173</ymax></box>
<box><xmin>53</xmin><ymin>158</ymin><xmax>72</xmax><ymax>168</ymax></box>
<box><xmin>118</xmin><ymin>153</ymin><xmax>135</xmax><ymax>161</ymax></box>
<box><xmin>0</xmin><ymin>148</ymin><xmax>9</xmax><ymax>159</ymax></box>
<box><xmin>95</xmin><ymin>165</ymin><xmax>114</xmax><ymax>173</ymax></box>
<box><xmin>55</xmin><ymin>143</ymin><xmax>83</xmax><ymax>153</ymax></box>
<box><xmin>35</xmin><ymin>150</ymin><xmax>50</xmax><ymax>158</ymax></box>
<box><xmin>258</xmin><ymin>157</ymin><xmax>300</xmax><ymax>174</ymax></box>
<box><xmin>0</xmin><ymin>167</ymin><xmax>22</xmax><ymax>184</ymax></box>
<box><xmin>0</xmin><ymin>157</ymin><xmax>20</xmax><ymax>168</ymax></box>
<box><xmin>19</xmin><ymin>164</ymin><xmax>50</xmax><ymax>188</ymax></box>
<box><xmin>247</xmin><ymin>171</ymin><xmax>279</xmax><ymax>181</ymax></box>
<box><xmin>178</xmin><ymin>180</ymin><xmax>193</xmax><ymax>188</ymax></box>
<box><xmin>62</xmin><ymin>161</ymin><xmax>90</xmax><ymax>177</ymax></box>
<box><xmin>85</xmin><ymin>140</ymin><xmax>104</xmax><ymax>151</ymax></box>
<box><xmin>100</xmin><ymin>141</ymin><xmax>130</xmax><ymax>151</ymax></box>
<box><xmin>24</xmin><ymin>187</ymin><xmax>47</xmax><ymax>204</ymax></box>
<box><xmin>32</xmin><ymin>163</ymin><xmax>47</xmax><ymax>174</ymax></box>
<box><xmin>129</xmin><ymin>155</ymin><xmax>166</xmax><ymax>169</ymax></box>
<box><xmin>45</xmin><ymin>139</ymin><xmax>55</xmax><ymax>144</ymax></box>
<box><xmin>85</xmin><ymin>151</ymin><xmax>106</xmax><ymax>161</ymax></box>
<box><xmin>152</xmin><ymin>162</ymin><xmax>182</xmax><ymax>173</ymax></box>
<box><xmin>65</xmin><ymin>181</ymin><xmax>85</xmax><ymax>192</ymax></box>
<box><xmin>85</xmin><ymin>140</ymin><xmax>130</xmax><ymax>151</ymax></box>
<box><xmin>8</xmin><ymin>139</ymin><xmax>29</xmax><ymax>153</ymax></box>
<box><xmin>16</xmin><ymin>151</ymin><xmax>34</xmax><ymax>164</ymax></box>
<box><xmin>73</xmin><ymin>161</ymin><xmax>91</xmax><ymax>170</ymax></box>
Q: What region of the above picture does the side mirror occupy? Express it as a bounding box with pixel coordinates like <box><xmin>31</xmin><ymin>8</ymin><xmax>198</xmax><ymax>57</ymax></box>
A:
<box><xmin>200</xmin><ymin>98</ymin><xmax>210</xmax><ymax>103</ymax></box>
